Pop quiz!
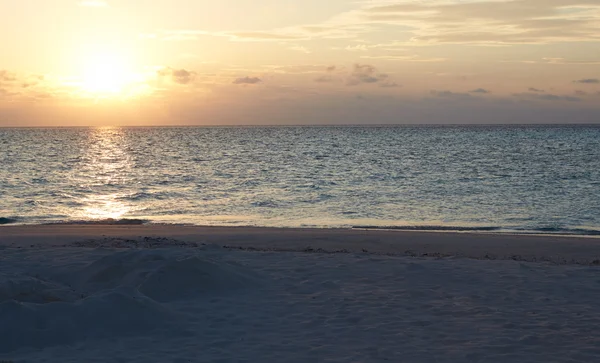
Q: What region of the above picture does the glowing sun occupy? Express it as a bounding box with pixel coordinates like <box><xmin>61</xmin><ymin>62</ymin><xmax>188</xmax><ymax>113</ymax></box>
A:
<box><xmin>80</xmin><ymin>52</ymin><xmax>133</xmax><ymax>95</ymax></box>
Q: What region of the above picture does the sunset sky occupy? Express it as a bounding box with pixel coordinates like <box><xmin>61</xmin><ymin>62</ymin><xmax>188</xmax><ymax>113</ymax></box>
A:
<box><xmin>1</xmin><ymin>0</ymin><xmax>599</xmax><ymax>126</ymax></box>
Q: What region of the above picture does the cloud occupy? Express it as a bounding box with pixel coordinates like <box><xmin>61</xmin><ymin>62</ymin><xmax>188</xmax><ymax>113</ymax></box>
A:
<box><xmin>347</xmin><ymin>64</ymin><xmax>392</xmax><ymax>86</ymax></box>
<box><xmin>172</xmin><ymin>69</ymin><xmax>196</xmax><ymax>85</ymax></box>
<box><xmin>259</xmin><ymin>64</ymin><xmax>332</xmax><ymax>75</ymax></box>
<box><xmin>228</xmin><ymin>32</ymin><xmax>303</xmax><ymax>41</ymax></box>
<box><xmin>539</xmin><ymin>94</ymin><xmax>581</xmax><ymax>102</ymax></box>
<box><xmin>233</xmin><ymin>76</ymin><xmax>262</xmax><ymax>85</ymax></box>
<box><xmin>314</xmin><ymin>66</ymin><xmax>340</xmax><ymax>83</ymax></box>
<box><xmin>78</xmin><ymin>1</ymin><xmax>107</xmax><ymax>7</ymax></box>
<box><xmin>144</xmin><ymin>1</ymin><xmax>600</xmax><ymax>49</ymax></box>
<box><xmin>157</xmin><ymin>68</ymin><xmax>196</xmax><ymax>85</ymax></box>
<box><xmin>360</xmin><ymin>55</ymin><xmax>446</xmax><ymax>62</ymax></box>
<box><xmin>469</xmin><ymin>88</ymin><xmax>490</xmax><ymax>94</ymax></box>
<box><xmin>289</xmin><ymin>45</ymin><xmax>311</xmax><ymax>54</ymax></box>
<box><xmin>0</xmin><ymin>70</ymin><xmax>17</xmax><ymax>82</ymax></box>
<box><xmin>314</xmin><ymin>75</ymin><xmax>337</xmax><ymax>83</ymax></box>
<box><xmin>574</xmin><ymin>78</ymin><xmax>600</xmax><ymax>84</ymax></box>
<box><xmin>140</xmin><ymin>29</ymin><xmax>304</xmax><ymax>42</ymax></box>
<box><xmin>0</xmin><ymin>71</ymin><xmax>46</xmax><ymax>94</ymax></box>
<box><xmin>344</xmin><ymin>44</ymin><xmax>369</xmax><ymax>52</ymax></box>
<box><xmin>430</xmin><ymin>90</ymin><xmax>471</xmax><ymax>98</ymax></box>
<box><xmin>147</xmin><ymin>24</ymin><xmax>366</xmax><ymax>43</ymax></box>
<box><xmin>540</xmin><ymin>58</ymin><xmax>600</xmax><ymax>65</ymax></box>
<box><xmin>513</xmin><ymin>93</ymin><xmax>581</xmax><ymax>102</ymax></box>
<box><xmin>505</xmin><ymin>58</ymin><xmax>600</xmax><ymax>65</ymax></box>
<box><xmin>348</xmin><ymin>64</ymin><xmax>380</xmax><ymax>85</ymax></box>
<box><xmin>528</xmin><ymin>87</ymin><xmax>545</xmax><ymax>92</ymax></box>
<box><xmin>575</xmin><ymin>90</ymin><xmax>588</xmax><ymax>96</ymax></box>
<box><xmin>361</xmin><ymin>0</ymin><xmax>600</xmax><ymax>45</ymax></box>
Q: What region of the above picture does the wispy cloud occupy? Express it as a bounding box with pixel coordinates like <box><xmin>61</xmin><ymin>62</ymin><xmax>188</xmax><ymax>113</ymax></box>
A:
<box><xmin>362</xmin><ymin>0</ymin><xmax>600</xmax><ymax>45</ymax></box>
<box><xmin>574</xmin><ymin>78</ymin><xmax>600</xmax><ymax>84</ymax></box>
<box><xmin>347</xmin><ymin>64</ymin><xmax>396</xmax><ymax>87</ymax></box>
<box><xmin>360</xmin><ymin>55</ymin><xmax>446</xmax><ymax>62</ymax></box>
<box><xmin>314</xmin><ymin>75</ymin><xmax>337</xmax><ymax>83</ymax></box>
<box><xmin>138</xmin><ymin>0</ymin><xmax>600</xmax><ymax>52</ymax></box>
<box><xmin>233</xmin><ymin>76</ymin><xmax>262</xmax><ymax>85</ymax></box>
<box><xmin>228</xmin><ymin>32</ymin><xmax>303</xmax><ymax>41</ymax></box>
<box><xmin>430</xmin><ymin>90</ymin><xmax>472</xmax><ymax>98</ymax></box>
<box><xmin>0</xmin><ymin>70</ymin><xmax>17</xmax><ymax>82</ymax></box>
<box><xmin>469</xmin><ymin>88</ymin><xmax>490</xmax><ymax>94</ymax></box>
<box><xmin>314</xmin><ymin>66</ymin><xmax>340</xmax><ymax>83</ymax></box>
<box><xmin>343</xmin><ymin>44</ymin><xmax>369</xmax><ymax>52</ymax></box>
<box><xmin>78</xmin><ymin>1</ymin><xmax>107</xmax><ymax>7</ymax></box>
<box><xmin>513</xmin><ymin>93</ymin><xmax>581</xmax><ymax>102</ymax></box>
<box><xmin>289</xmin><ymin>45</ymin><xmax>311</xmax><ymax>54</ymax></box>
<box><xmin>157</xmin><ymin>67</ymin><xmax>197</xmax><ymax>85</ymax></box>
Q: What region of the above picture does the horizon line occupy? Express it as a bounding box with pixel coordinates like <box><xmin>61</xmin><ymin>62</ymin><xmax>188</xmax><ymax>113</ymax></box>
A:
<box><xmin>2</xmin><ymin>123</ymin><xmax>600</xmax><ymax>129</ymax></box>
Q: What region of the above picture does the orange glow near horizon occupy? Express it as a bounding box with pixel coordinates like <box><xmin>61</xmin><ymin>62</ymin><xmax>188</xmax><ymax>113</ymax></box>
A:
<box><xmin>1</xmin><ymin>0</ymin><xmax>600</xmax><ymax>126</ymax></box>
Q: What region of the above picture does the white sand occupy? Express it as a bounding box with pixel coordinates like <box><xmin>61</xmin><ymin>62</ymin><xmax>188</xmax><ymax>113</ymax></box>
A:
<box><xmin>1</xmin><ymin>227</ymin><xmax>600</xmax><ymax>362</ymax></box>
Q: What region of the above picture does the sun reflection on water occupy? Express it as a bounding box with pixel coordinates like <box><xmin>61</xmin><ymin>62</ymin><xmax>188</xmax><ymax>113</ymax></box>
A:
<box><xmin>72</xmin><ymin>127</ymin><xmax>135</xmax><ymax>221</ymax></box>
<box><xmin>82</xmin><ymin>194</ymin><xmax>131</xmax><ymax>219</ymax></box>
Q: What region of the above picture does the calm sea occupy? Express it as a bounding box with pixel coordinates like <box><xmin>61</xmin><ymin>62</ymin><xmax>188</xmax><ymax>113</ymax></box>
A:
<box><xmin>1</xmin><ymin>125</ymin><xmax>599</xmax><ymax>235</ymax></box>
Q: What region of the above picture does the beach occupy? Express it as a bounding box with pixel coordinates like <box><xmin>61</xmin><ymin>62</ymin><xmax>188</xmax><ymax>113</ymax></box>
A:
<box><xmin>1</xmin><ymin>226</ymin><xmax>600</xmax><ymax>362</ymax></box>
<box><xmin>2</xmin><ymin>225</ymin><xmax>600</xmax><ymax>264</ymax></box>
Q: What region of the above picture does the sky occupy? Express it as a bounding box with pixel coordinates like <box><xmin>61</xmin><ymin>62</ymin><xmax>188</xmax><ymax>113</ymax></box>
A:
<box><xmin>0</xmin><ymin>0</ymin><xmax>599</xmax><ymax>126</ymax></box>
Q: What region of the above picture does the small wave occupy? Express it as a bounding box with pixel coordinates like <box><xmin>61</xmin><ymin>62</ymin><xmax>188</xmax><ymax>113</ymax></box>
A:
<box><xmin>118</xmin><ymin>191</ymin><xmax>186</xmax><ymax>201</ymax></box>
<box><xmin>44</xmin><ymin>218</ymin><xmax>148</xmax><ymax>226</ymax></box>
<box><xmin>352</xmin><ymin>225</ymin><xmax>600</xmax><ymax>236</ymax></box>
<box><xmin>251</xmin><ymin>201</ymin><xmax>278</xmax><ymax>208</ymax></box>
<box><xmin>353</xmin><ymin>225</ymin><xmax>501</xmax><ymax>232</ymax></box>
<box><xmin>0</xmin><ymin>217</ymin><xmax>18</xmax><ymax>225</ymax></box>
<box><xmin>515</xmin><ymin>227</ymin><xmax>600</xmax><ymax>236</ymax></box>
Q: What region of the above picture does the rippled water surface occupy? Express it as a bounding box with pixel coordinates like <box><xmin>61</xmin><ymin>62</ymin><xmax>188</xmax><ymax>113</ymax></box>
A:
<box><xmin>1</xmin><ymin>125</ymin><xmax>599</xmax><ymax>234</ymax></box>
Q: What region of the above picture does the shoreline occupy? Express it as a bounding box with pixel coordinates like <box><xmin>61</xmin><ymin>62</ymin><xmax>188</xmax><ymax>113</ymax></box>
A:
<box><xmin>3</xmin><ymin>221</ymin><xmax>600</xmax><ymax>238</ymax></box>
<box><xmin>1</xmin><ymin>224</ymin><xmax>599</xmax><ymax>265</ymax></box>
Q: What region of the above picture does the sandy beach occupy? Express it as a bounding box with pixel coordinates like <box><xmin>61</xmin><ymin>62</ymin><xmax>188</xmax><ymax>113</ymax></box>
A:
<box><xmin>1</xmin><ymin>226</ymin><xmax>600</xmax><ymax>362</ymax></box>
<box><xmin>2</xmin><ymin>225</ymin><xmax>600</xmax><ymax>264</ymax></box>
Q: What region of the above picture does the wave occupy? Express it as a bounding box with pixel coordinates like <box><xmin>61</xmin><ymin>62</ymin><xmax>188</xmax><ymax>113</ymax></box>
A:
<box><xmin>524</xmin><ymin>227</ymin><xmax>600</xmax><ymax>236</ymax></box>
<box><xmin>44</xmin><ymin>218</ymin><xmax>148</xmax><ymax>226</ymax></box>
<box><xmin>4</xmin><ymin>216</ymin><xmax>600</xmax><ymax>236</ymax></box>
<box><xmin>352</xmin><ymin>225</ymin><xmax>600</xmax><ymax>236</ymax></box>
<box><xmin>0</xmin><ymin>217</ymin><xmax>18</xmax><ymax>225</ymax></box>
<box><xmin>353</xmin><ymin>225</ymin><xmax>501</xmax><ymax>232</ymax></box>
<box><xmin>118</xmin><ymin>191</ymin><xmax>186</xmax><ymax>202</ymax></box>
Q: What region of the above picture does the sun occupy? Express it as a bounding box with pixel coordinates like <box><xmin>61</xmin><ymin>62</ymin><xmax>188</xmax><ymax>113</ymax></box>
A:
<box><xmin>80</xmin><ymin>51</ymin><xmax>133</xmax><ymax>95</ymax></box>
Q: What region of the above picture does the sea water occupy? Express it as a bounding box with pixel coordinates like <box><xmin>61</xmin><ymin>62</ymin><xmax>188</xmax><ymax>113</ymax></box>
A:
<box><xmin>1</xmin><ymin>125</ymin><xmax>599</xmax><ymax>235</ymax></box>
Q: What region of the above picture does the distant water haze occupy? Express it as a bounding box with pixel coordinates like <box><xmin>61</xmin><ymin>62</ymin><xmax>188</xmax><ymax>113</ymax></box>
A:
<box><xmin>1</xmin><ymin>125</ymin><xmax>599</xmax><ymax>235</ymax></box>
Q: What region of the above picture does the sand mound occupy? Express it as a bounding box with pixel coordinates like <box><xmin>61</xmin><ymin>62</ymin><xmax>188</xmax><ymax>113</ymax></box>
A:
<box><xmin>139</xmin><ymin>256</ymin><xmax>256</xmax><ymax>302</ymax></box>
<box><xmin>0</xmin><ymin>249</ymin><xmax>260</xmax><ymax>353</ymax></box>
<box><xmin>0</xmin><ymin>288</ymin><xmax>173</xmax><ymax>353</ymax></box>
<box><xmin>0</xmin><ymin>274</ymin><xmax>80</xmax><ymax>304</ymax></box>
<box><xmin>69</xmin><ymin>249</ymin><xmax>169</xmax><ymax>292</ymax></box>
<box><xmin>68</xmin><ymin>250</ymin><xmax>257</xmax><ymax>299</ymax></box>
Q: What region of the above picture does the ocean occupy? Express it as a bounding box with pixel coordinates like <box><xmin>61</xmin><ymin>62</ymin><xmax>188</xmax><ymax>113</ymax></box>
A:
<box><xmin>1</xmin><ymin>125</ymin><xmax>599</xmax><ymax>235</ymax></box>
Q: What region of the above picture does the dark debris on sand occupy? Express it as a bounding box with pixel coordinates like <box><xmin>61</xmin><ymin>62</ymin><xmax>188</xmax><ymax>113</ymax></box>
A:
<box><xmin>68</xmin><ymin>237</ymin><xmax>204</xmax><ymax>249</ymax></box>
<box><xmin>32</xmin><ymin>237</ymin><xmax>600</xmax><ymax>266</ymax></box>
